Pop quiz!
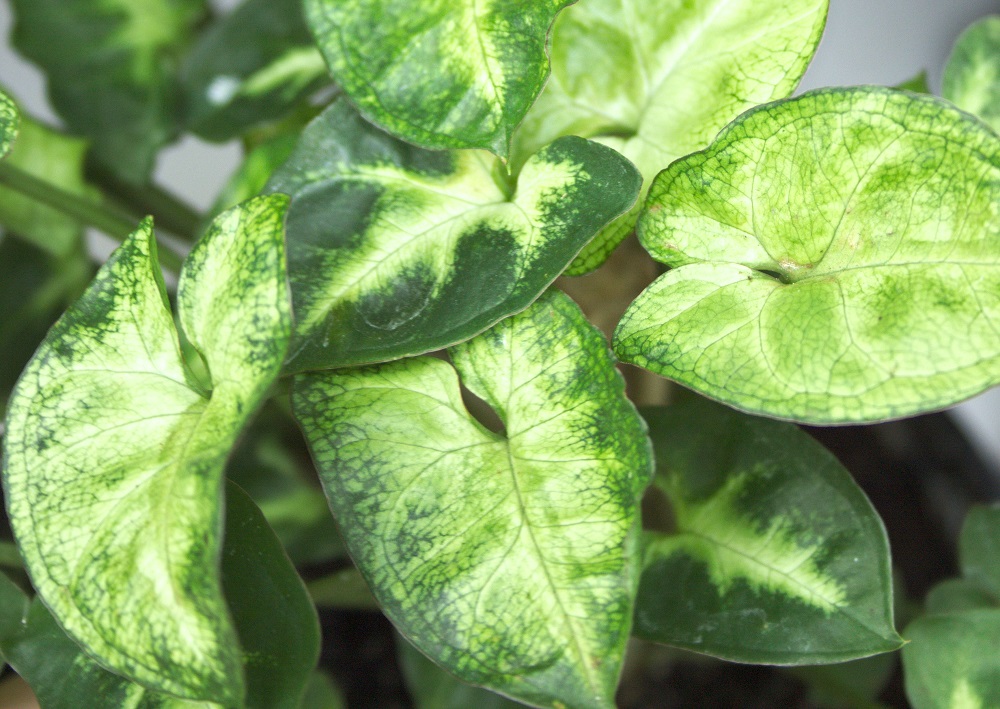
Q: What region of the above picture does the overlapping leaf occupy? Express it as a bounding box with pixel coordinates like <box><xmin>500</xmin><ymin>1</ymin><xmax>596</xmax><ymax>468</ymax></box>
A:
<box><xmin>512</xmin><ymin>0</ymin><xmax>828</xmax><ymax>273</ymax></box>
<box><xmin>0</xmin><ymin>484</ymin><xmax>319</xmax><ymax>709</ymax></box>
<box><xmin>293</xmin><ymin>291</ymin><xmax>652</xmax><ymax>709</ymax></box>
<box><xmin>3</xmin><ymin>195</ymin><xmax>290</xmax><ymax>703</ymax></box>
<box><xmin>616</xmin><ymin>88</ymin><xmax>1000</xmax><ymax>423</ymax></box>
<box><xmin>183</xmin><ymin>0</ymin><xmax>329</xmax><ymax>141</ymax></box>
<box><xmin>637</xmin><ymin>395</ymin><xmax>901</xmax><ymax>664</ymax></box>
<box><xmin>267</xmin><ymin>99</ymin><xmax>641</xmax><ymax>371</ymax></box>
<box><xmin>303</xmin><ymin>0</ymin><xmax>571</xmax><ymax>155</ymax></box>
<box><xmin>943</xmin><ymin>16</ymin><xmax>1000</xmax><ymax>134</ymax></box>
<box><xmin>10</xmin><ymin>0</ymin><xmax>205</xmax><ymax>181</ymax></box>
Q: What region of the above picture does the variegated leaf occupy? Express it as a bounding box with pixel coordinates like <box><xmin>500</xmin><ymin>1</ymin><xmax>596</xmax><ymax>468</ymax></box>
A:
<box><xmin>293</xmin><ymin>291</ymin><xmax>652</xmax><ymax>709</ymax></box>
<box><xmin>3</xmin><ymin>195</ymin><xmax>290</xmax><ymax>703</ymax></box>
<box><xmin>0</xmin><ymin>89</ymin><xmax>17</xmax><ymax>159</ymax></box>
<box><xmin>303</xmin><ymin>0</ymin><xmax>571</xmax><ymax>156</ymax></box>
<box><xmin>943</xmin><ymin>16</ymin><xmax>1000</xmax><ymax>133</ymax></box>
<box><xmin>616</xmin><ymin>88</ymin><xmax>1000</xmax><ymax>423</ymax></box>
<box><xmin>267</xmin><ymin>99</ymin><xmax>641</xmax><ymax>371</ymax></box>
<box><xmin>637</xmin><ymin>394</ymin><xmax>901</xmax><ymax>664</ymax></box>
<box><xmin>513</xmin><ymin>0</ymin><xmax>828</xmax><ymax>274</ymax></box>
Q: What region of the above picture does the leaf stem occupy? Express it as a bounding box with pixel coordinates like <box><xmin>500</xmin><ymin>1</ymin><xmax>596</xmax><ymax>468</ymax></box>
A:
<box><xmin>0</xmin><ymin>162</ymin><xmax>184</xmax><ymax>272</ymax></box>
<box><xmin>86</xmin><ymin>161</ymin><xmax>203</xmax><ymax>241</ymax></box>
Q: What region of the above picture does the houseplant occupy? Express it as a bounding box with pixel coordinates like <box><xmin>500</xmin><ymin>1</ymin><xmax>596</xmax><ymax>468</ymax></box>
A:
<box><xmin>0</xmin><ymin>0</ymin><xmax>998</xmax><ymax>706</ymax></box>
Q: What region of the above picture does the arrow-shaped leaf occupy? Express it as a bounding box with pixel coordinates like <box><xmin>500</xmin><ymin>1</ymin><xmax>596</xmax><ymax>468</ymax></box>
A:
<box><xmin>3</xmin><ymin>195</ymin><xmax>291</xmax><ymax>703</ymax></box>
<box><xmin>513</xmin><ymin>0</ymin><xmax>828</xmax><ymax>274</ymax></box>
<box><xmin>267</xmin><ymin>99</ymin><xmax>641</xmax><ymax>372</ymax></box>
<box><xmin>303</xmin><ymin>0</ymin><xmax>571</xmax><ymax>156</ymax></box>
<box><xmin>636</xmin><ymin>394</ymin><xmax>902</xmax><ymax>664</ymax></box>
<box><xmin>293</xmin><ymin>291</ymin><xmax>652</xmax><ymax>709</ymax></box>
<box><xmin>616</xmin><ymin>87</ymin><xmax>1000</xmax><ymax>423</ymax></box>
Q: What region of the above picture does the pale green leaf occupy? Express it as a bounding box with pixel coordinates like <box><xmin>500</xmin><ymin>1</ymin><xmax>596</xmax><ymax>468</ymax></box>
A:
<box><xmin>293</xmin><ymin>291</ymin><xmax>652</xmax><ymax>709</ymax></box>
<box><xmin>182</xmin><ymin>0</ymin><xmax>328</xmax><ymax>141</ymax></box>
<box><xmin>943</xmin><ymin>16</ymin><xmax>1000</xmax><ymax>133</ymax></box>
<box><xmin>267</xmin><ymin>99</ymin><xmax>641</xmax><ymax>371</ymax></box>
<box><xmin>3</xmin><ymin>195</ymin><xmax>291</xmax><ymax>703</ymax></box>
<box><xmin>903</xmin><ymin>609</ymin><xmax>1000</xmax><ymax>709</ymax></box>
<box><xmin>512</xmin><ymin>0</ymin><xmax>828</xmax><ymax>274</ymax></box>
<box><xmin>959</xmin><ymin>505</ymin><xmax>1000</xmax><ymax>597</ymax></box>
<box><xmin>303</xmin><ymin>0</ymin><xmax>571</xmax><ymax>156</ymax></box>
<box><xmin>0</xmin><ymin>110</ymin><xmax>100</xmax><ymax>257</ymax></box>
<box><xmin>0</xmin><ymin>89</ymin><xmax>17</xmax><ymax>159</ymax></box>
<box><xmin>10</xmin><ymin>0</ymin><xmax>206</xmax><ymax>181</ymax></box>
<box><xmin>616</xmin><ymin>87</ymin><xmax>1000</xmax><ymax>423</ymax></box>
<box><xmin>637</xmin><ymin>395</ymin><xmax>901</xmax><ymax>664</ymax></box>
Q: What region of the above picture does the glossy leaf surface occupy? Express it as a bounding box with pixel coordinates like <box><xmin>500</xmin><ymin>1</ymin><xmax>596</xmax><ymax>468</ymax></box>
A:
<box><xmin>303</xmin><ymin>0</ymin><xmax>570</xmax><ymax>156</ymax></box>
<box><xmin>0</xmin><ymin>89</ymin><xmax>16</xmax><ymax>158</ymax></box>
<box><xmin>616</xmin><ymin>88</ymin><xmax>1000</xmax><ymax>423</ymax></box>
<box><xmin>294</xmin><ymin>291</ymin><xmax>652</xmax><ymax>709</ymax></box>
<box><xmin>267</xmin><ymin>100</ymin><xmax>641</xmax><ymax>371</ymax></box>
<box><xmin>943</xmin><ymin>16</ymin><xmax>1000</xmax><ymax>133</ymax></box>
<box><xmin>514</xmin><ymin>0</ymin><xmax>828</xmax><ymax>273</ymax></box>
<box><xmin>3</xmin><ymin>195</ymin><xmax>290</xmax><ymax>702</ymax></box>
<box><xmin>637</xmin><ymin>395</ymin><xmax>901</xmax><ymax>663</ymax></box>
<box><xmin>10</xmin><ymin>0</ymin><xmax>205</xmax><ymax>181</ymax></box>
<box><xmin>183</xmin><ymin>0</ymin><xmax>327</xmax><ymax>141</ymax></box>
<box><xmin>903</xmin><ymin>610</ymin><xmax>1000</xmax><ymax>709</ymax></box>
<box><xmin>0</xmin><ymin>111</ymin><xmax>100</xmax><ymax>257</ymax></box>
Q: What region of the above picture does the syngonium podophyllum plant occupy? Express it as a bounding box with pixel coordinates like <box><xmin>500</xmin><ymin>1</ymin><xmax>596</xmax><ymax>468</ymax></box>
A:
<box><xmin>2</xmin><ymin>0</ymin><xmax>1000</xmax><ymax>707</ymax></box>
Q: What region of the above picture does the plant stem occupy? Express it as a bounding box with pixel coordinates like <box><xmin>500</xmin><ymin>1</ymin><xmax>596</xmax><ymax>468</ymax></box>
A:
<box><xmin>0</xmin><ymin>162</ymin><xmax>184</xmax><ymax>273</ymax></box>
<box><xmin>0</xmin><ymin>541</ymin><xmax>23</xmax><ymax>570</ymax></box>
<box><xmin>86</xmin><ymin>161</ymin><xmax>203</xmax><ymax>241</ymax></box>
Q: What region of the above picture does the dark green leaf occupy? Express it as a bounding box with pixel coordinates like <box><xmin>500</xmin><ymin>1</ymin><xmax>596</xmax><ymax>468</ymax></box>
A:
<box><xmin>616</xmin><ymin>87</ymin><xmax>1000</xmax><ymax>423</ymax></box>
<box><xmin>221</xmin><ymin>482</ymin><xmax>321</xmax><ymax>709</ymax></box>
<box><xmin>0</xmin><ymin>573</ymin><xmax>29</xmax><ymax>654</ymax></box>
<box><xmin>925</xmin><ymin>579</ymin><xmax>998</xmax><ymax>615</ymax></box>
<box><xmin>3</xmin><ymin>196</ymin><xmax>291</xmax><ymax>702</ymax></box>
<box><xmin>513</xmin><ymin>0</ymin><xmax>828</xmax><ymax>274</ymax></box>
<box><xmin>182</xmin><ymin>0</ymin><xmax>328</xmax><ymax>141</ymax></box>
<box><xmin>293</xmin><ymin>291</ymin><xmax>652</xmax><ymax>709</ymax></box>
<box><xmin>896</xmin><ymin>70</ymin><xmax>930</xmax><ymax>94</ymax></box>
<box><xmin>636</xmin><ymin>395</ymin><xmax>902</xmax><ymax>664</ymax></box>
<box><xmin>267</xmin><ymin>99</ymin><xmax>641</xmax><ymax>371</ymax></box>
<box><xmin>299</xmin><ymin>672</ymin><xmax>346</xmax><ymax>709</ymax></box>
<box><xmin>959</xmin><ymin>504</ymin><xmax>1000</xmax><ymax>597</ymax></box>
<box><xmin>0</xmin><ymin>236</ymin><xmax>93</xmax><ymax>416</ymax></box>
<box><xmin>10</xmin><ymin>0</ymin><xmax>206</xmax><ymax>182</ymax></box>
<box><xmin>943</xmin><ymin>16</ymin><xmax>1000</xmax><ymax>133</ymax></box>
<box><xmin>303</xmin><ymin>0</ymin><xmax>571</xmax><ymax>156</ymax></box>
<box><xmin>398</xmin><ymin>635</ymin><xmax>527</xmax><ymax>709</ymax></box>
<box><xmin>903</xmin><ymin>609</ymin><xmax>1000</xmax><ymax>709</ymax></box>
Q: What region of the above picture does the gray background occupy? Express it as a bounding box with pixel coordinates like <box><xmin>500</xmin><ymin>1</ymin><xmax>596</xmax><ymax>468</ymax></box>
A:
<box><xmin>2</xmin><ymin>0</ymin><xmax>1000</xmax><ymax>468</ymax></box>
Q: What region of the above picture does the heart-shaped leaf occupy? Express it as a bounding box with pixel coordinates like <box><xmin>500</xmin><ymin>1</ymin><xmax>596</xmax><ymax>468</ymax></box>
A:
<box><xmin>267</xmin><ymin>99</ymin><xmax>641</xmax><ymax>372</ymax></box>
<box><xmin>10</xmin><ymin>0</ymin><xmax>205</xmax><ymax>181</ymax></box>
<box><xmin>0</xmin><ymin>483</ymin><xmax>318</xmax><ymax>709</ymax></box>
<box><xmin>293</xmin><ymin>291</ymin><xmax>652</xmax><ymax>709</ymax></box>
<box><xmin>0</xmin><ymin>89</ymin><xmax>16</xmax><ymax>158</ymax></box>
<box><xmin>637</xmin><ymin>394</ymin><xmax>901</xmax><ymax>664</ymax></box>
<box><xmin>182</xmin><ymin>0</ymin><xmax>328</xmax><ymax>141</ymax></box>
<box><xmin>3</xmin><ymin>195</ymin><xmax>290</xmax><ymax>703</ymax></box>
<box><xmin>303</xmin><ymin>0</ymin><xmax>571</xmax><ymax>156</ymax></box>
<box><xmin>943</xmin><ymin>16</ymin><xmax>1000</xmax><ymax>133</ymax></box>
<box><xmin>513</xmin><ymin>0</ymin><xmax>828</xmax><ymax>274</ymax></box>
<box><xmin>616</xmin><ymin>87</ymin><xmax>1000</xmax><ymax>423</ymax></box>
